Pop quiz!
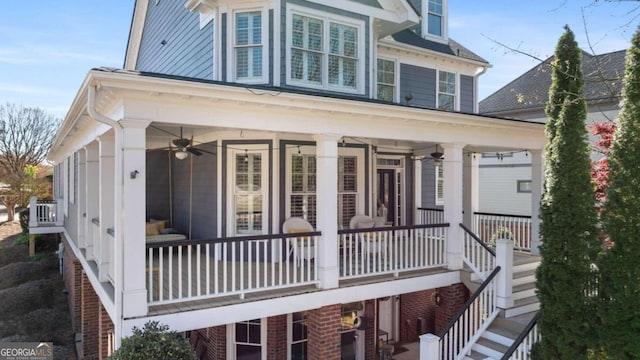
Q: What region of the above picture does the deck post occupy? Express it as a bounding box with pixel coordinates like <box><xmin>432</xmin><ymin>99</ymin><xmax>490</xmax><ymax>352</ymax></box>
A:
<box><xmin>496</xmin><ymin>238</ymin><xmax>514</xmax><ymax>309</ymax></box>
<box><xmin>463</xmin><ymin>151</ymin><xmax>479</xmax><ymax>230</ymax></box>
<box><xmin>442</xmin><ymin>143</ymin><xmax>465</xmax><ymax>270</ymax></box>
<box><xmin>313</xmin><ymin>134</ymin><xmax>340</xmax><ymax>289</ymax></box>
<box><xmin>420</xmin><ymin>333</ymin><xmax>440</xmax><ymax>360</ymax></box>
<box><xmin>119</xmin><ymin>119</ymin><xmax>150</xmax><ymax>319</ymax></box>
<box><xmin>84</xmin><ymin>142</ymin><xmax>100</xmax><ymax>260</ymax></box>
<box><xmin>29</xmin><ymin>196</ymin><xmax>38</xmax><ymax>228</ymax></box>
<box><xmin>98</xmin><ymin>132</ymin><xmax>116</xmax><ymax>282</ymax></box>
<box><xmin>29</xmin><ymin>234</ymin><xmax>35</xmax><ymax>257</ymax></box>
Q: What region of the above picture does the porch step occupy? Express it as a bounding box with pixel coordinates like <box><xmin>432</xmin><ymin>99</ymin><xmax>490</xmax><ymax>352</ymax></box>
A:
<box><xmin>464</xmin><ymin>350</ymin><xmax>496</xmax><ymax>360</ymax></box>
<box><xmin>503</xmin><ymin>295</ymin><xmax>540</xmax><ymax>318</ymax></box>
<box><xmin>513</xmin><ymin>281</ymin><xmax>537</xmax><ymax>300</ymax></box>
<box><xmin>512</xmin><ymin>269</ymin><xmax>536</xmax><ymax>287</ymax></box>
<box><xmin>513</xmin><ymin>259</ymin><xmax>539</xmax><ymax>274</ymax></box>
<box><xmin>465</xmin><ymin>317</ymin><xmax>525</xmax><ymax>360</ymax></box>
<box><xmin>471</xmin><ymin>337</ymin><xmax>509</xmax><ymax>359</ymax></box>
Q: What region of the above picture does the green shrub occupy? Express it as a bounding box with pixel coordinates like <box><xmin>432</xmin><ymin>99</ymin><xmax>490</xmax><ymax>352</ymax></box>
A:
<box><xmin>110</xmin><ymin>321</ymin><xmax>196</xmax><ymax>360</ymax></box>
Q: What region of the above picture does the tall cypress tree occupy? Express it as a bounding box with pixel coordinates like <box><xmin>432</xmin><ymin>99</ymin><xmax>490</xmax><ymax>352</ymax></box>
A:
<box><xmin>599</xmin><ymin>25</ymin><xmax>640</xmax><ymax>359</ymax></box>
<box><xmin>535</xmin><ymin>26</ymin><xmax>599</xmax><ymax>359</ymax></box>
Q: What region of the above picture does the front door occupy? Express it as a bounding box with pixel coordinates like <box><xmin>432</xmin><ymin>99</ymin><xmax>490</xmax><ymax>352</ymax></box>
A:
<box><xmin>377</xmin><ymin>169</ymin><xmax>395</xmax><ymax>225</ymax></box>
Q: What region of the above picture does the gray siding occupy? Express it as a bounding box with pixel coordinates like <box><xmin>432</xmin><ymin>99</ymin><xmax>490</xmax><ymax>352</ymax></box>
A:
<box><xmin>421</xmin><ymin>159</ymin><xmax>441</xmax><ymax>209</ymax></box>
<box><xmin>400</xmin><ymin>64</ymin><xmax>436</xmax><ymax>108</ymax></box>
<box><xmin>146</xmin><ymin>151</ymin><xmax>171</xmax><ymax>221</ymax></box>
<box><xmin>280</xmin><ymin>0</ymin><xmax>371</xmax><ymax>97</ymax></box>
<box><xmin>221</xmin><ymin>14</ymin><xmax>227</xmax><ymax>82</ymax></box>
<box><xmin>169</xmin><ymin>143</ymin><xmax>218</xmax><ymax>239</ymax></box>
<box><xmin>137</xmin><ymin>0</ymin><xmax>213</xmax><ymax>79</ymax></box>
<box><xmin>460</xmin><ymin>75</ymin><xmax>475</xmax><ymax>113</ymax></box>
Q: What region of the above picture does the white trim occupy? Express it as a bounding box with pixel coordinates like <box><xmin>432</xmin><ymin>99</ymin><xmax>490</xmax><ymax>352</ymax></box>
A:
<box><xmin>227</xmin><ymin>318</ymin><xmax>267</xmax><ymax>360</ymax></box>
<box><xmin>375</xmin><ymin>56</ymin><xmax>399</xmax><ymax>102</ymax></box>
<box><xmin>436</xmin><ymin>69</ymin><xmax>458</xmax><ymax>111</ymax></box>
<box><xmin>226</xmin><ymin>145</ymin><xmax>269</xmax><ymax>236</ymax></box>
<box><xmin>287</xmin><ymin>312</ymin><xmax>308</xmax><ymax>360</ymax></box>
<box><xmin>227</xmin><ymin>5</ymin><xmax>270</xmax><ymax>84</ymax></box>
<box><xmin>124</xmin><ymin>0</ymin><xmax>149</xmax><ymax>70</ymax></box>
<box><xmin>273</xmin><ymin>4</ymin><xmax>282</xmax><ymax>86</ymax></box>
<box><xmin>435</xmin><ymin>164</ymin><xmax>444</xmax><ymax>206</ymax></box>
<box><xmin>69</xmin><ymin>153</ymin><xmax>76</xmax><ymax>205</ymax></box>
<box><xmin>285</xmin><ymin>4</ymin><xmax>366</xmax><ymax>94</ymax></box>
<box><xmin>63</xmin><ymin>158</ymin><xmax>69</xmax><ymax>216</ymax></box>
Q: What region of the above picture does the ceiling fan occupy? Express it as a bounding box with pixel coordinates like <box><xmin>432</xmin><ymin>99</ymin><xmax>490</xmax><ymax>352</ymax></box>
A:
<box><xmin>171</xmin><ymin>126</ymin><xmax>214</xmax><ymax>159</ymax></box>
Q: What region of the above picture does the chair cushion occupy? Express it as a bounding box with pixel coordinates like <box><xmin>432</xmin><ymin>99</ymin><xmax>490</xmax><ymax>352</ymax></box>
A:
<box><xmin>288</xmin><ymin>228</ymin><xmax>309</xmax><ymax>234</ymax></box>
<box><xmin>356</xmin><ymin>219</ymin><xmax>375</xmax><ymax>229</ymax></box>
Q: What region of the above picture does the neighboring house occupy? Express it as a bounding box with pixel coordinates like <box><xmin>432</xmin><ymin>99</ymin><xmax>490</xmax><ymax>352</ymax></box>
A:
<box><xmin>31</xmin><ymin>1</ymin><xmax>546</xmax><ymax>359</ymax></box>
<box><xmin>478</xmin><ymin>50</ymin><xmax>625</xmax><ymax>216</ymax></box>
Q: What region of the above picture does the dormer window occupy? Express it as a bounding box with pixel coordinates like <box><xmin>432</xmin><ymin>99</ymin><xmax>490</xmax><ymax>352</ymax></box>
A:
<box><xmin>287</xmin><ymin>5</ymin><xmax>365</xmax><ymax>94</ymax></box>
<box><xmin>232</xmin><ymin>9</ymin><xmax>268</xmax><ymax>83</ymax></box>
<box><xmin>423</xmin><ymin>0</ymin><xmax>447</xmax><ymax>42</ymax></box>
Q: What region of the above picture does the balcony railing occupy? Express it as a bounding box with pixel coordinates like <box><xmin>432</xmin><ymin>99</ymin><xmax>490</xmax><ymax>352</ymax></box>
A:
<box><xmin>417</xmin><ymin>208</ymin><xmax>533</xmax><ymax>252</ymax></box>
<box><xmin>28</xmin><ymin>196</ymin><xmax>63</xmax><ymax>227</ymax></box>
<box><xmin>146</xmin><ymin>232</ymin><xmax>321</xmax><ymax>305</ymax></box>
<box><xmin>338</xmin><ymin>223</ymin><xmax>449</xmax><ymax>280</ymax></box>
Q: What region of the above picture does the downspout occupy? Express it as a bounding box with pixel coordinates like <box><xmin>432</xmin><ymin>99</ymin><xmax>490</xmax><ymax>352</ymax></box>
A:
<box><xmin>87</xmin><ymin>85</ymin><xmax>125</xmax><ymax>348</ymax></box>
<box><xmin>475</xmin><ymin>65</ymin><xmax>490</xmax><ymax>113</ymax></box>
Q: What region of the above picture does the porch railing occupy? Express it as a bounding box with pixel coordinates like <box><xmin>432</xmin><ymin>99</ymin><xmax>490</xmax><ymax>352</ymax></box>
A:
<box><xmin>417</xmin><ymin>207</ymin><xmax>444</xmax><ymax>225</ymax></box>
<box><xmin>337</xmin><ymin>223</ymin><xmax>449</xmax><ymax>280</ymax></box>
<box><xmin>460</xmin><ymin>223</ymin><xmax>495</xmax><ymax>281</ymax></box>
<box><xmin>440</xmin><ymin>266</ymin><xmax>501</xmax><ymax>360</ymax></box>
<box><xmin>146</xmin><ymin>232</ymin><xmax>321</xmax><ymax>305</ymax></box>
<box><xmin>473</xmin><ymin>212</ymin><xmax>532</xmax><ymax>252</ymax></box>
<box><xmin>28</xmin><ymin>196</ymin><xmax>63</xmax><ymax>227</ymax></box>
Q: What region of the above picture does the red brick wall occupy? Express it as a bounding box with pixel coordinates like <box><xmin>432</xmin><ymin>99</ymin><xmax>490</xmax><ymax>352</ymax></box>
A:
<box><xmin>98</xmin><ymin>303</ymin><xmax>114</xmax><ymax>359</ymax></box>
<box><xmin>267</xmin><ymin>315</ymin><xmax>288</xmax><ymax>360</ymax></box>
<box><xmin>364</xmin><ymin>300</ymin><xmax>376</xmax><ymax>360</ymax></box>
<box><xmin>435</xmin><ymin>283</ymin><xmax>469</xmax><ymax>334</ymax></box>
<box><xmin>63</xmin><ymin>238</ymin><xmax>82</xmax><ymax>333</ymax></box>
<box><xmin>81</xmin><ymin>272</ymin><xmax>99</xmax><ymax>359</ymax></box>
<box><xmin>400</xmin><ymin>289</ymin><xmax>437</xmax><ymax>343</ymax></box>
<box><xmin>190</xmin><ymin>326</ymin><xmax>227</xmax><ymax>360</ymax></box>
<box><xmin>307</xmin><ymin>304</ymin><xmax>342</xmax><ymax>360</ymax></box>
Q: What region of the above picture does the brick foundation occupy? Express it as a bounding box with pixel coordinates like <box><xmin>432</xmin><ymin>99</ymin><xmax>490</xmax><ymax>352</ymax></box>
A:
<box><xmin>190</xmin><ymin>326</ymin><xmax>226</xmax><ymax>360</ymax></box>
<box><xmin>400</xmin><ymin>289</ymin><xmax>437</xmax><ymax>343</ymax></box>
<box><xmin>63</xmin><ymin>238</ymin><xmax>82</xmax><ymax>333</ymax></box>
<box><xmin>98</xmin><ymin>303</ymin><xmax>114</xmax><ymax>359</ymax></box>
<box><xmin>435</xmin><ymin>283</ymin><xmax>469</xmax><ymax>334</ymax></box>
<box><xmin>267</xmin><ymin>315</ymin><xmax>288</xmax><ymax>360</ymax></box>
<box><xmin>81</xmin><ymin>271</ymin><xmax>99</xmax><ymax>359</ymax></box>
<box><xmin>307</xmin><ymin>304</ymin><xmax>342</xmax><ymax>360</ymax></box>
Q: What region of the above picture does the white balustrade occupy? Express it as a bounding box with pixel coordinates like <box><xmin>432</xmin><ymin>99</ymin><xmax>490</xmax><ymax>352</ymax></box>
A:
<box><xmin>473</xmin><ymin>212</ymin><xmax>532</xmax><ymax>252</ymax></box>
<box><xmin>146</xmin><ymin>233</ymin><xmax>320</xmax><ymax>305</ymax></box>
<box><xmin>461</xmin><ymin>225</ymin><xmax>496</xmax><ymax>281</ymax></box>
<box><xmin>338</xmin><ymin>225</ymin><xmax>448</xmax><ymax>280</ymax></box>
<box><xmin>504</xmin><ymin>315</ymin><xmax>540</xmax><ymax>360</ymax></box>
<box><xmin>417</xmin><ymin>208</ymin><xmax>445</xmax><ymax>225</ymax></box>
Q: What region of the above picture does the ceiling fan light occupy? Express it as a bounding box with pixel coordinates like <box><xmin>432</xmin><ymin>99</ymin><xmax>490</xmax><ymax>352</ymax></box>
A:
<box><xmin>175</xmin><ymin>150</ymin><xmax>189</xmax><ymax>160</ymax></box>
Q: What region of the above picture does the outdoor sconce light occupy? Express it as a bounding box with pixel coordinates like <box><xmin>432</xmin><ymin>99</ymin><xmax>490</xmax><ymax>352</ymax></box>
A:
<box><xmin>431</xmin><ymin>144</ymin><xmax>444</xmax><ymax>167</ymax></box>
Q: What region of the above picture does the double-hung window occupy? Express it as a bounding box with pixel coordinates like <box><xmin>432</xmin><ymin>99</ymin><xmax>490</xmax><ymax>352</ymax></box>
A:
<box><xmin>288</xmin><ymin>7</ymin><xmax>363</xmax><ymax>92</ymax></box>
<box><xmin>438</xmin><ymin>70</ymin><xmax>456</xmax><ymax>111</ymax></box>
<box><xmin>235</xmin><ymin>11</ymin><xmax>264</xmax><ymax>82</ymax></box>
<box><xmin>427</xmin><ymin>0</ymin><xmax>444</xmax><ymax>37</ymax></box>
<box><xmin>338</xmin><ymin>156</ymin><xmax>358</xmax><ymax>228</ymax></box>
<box><xmin>377</xmin><ymin>58</ymin><xmax>396</xmax><ymax>102</ymax></box>
<box><xmin>291</xmin><ymin>154</ymin><xmax>317</xmax><ymax>227</ymax></box>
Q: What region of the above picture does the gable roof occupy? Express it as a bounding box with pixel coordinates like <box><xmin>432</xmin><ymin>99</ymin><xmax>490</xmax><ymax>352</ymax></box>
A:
<box><xmin>391</xmin><ymin>29</ymin><xmax>489</xmax><ymax>64</ymax></box>
<box><xmin>479</xmin><ymin>50</ymin><xmax>626</xmax><ymax>115</ymax></box>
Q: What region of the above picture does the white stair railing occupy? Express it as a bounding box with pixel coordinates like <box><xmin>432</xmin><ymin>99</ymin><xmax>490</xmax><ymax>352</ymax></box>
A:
<box><xmin>439</xmin><ymin>266</ymin><xmax>501</xmax><ymax>360</ymax></box>
<box><xmin>460</xmin><ymin>223</ymin><xmax>496</xmax><ymax>281</ymax></box>
<box><xmin>500</xmin><ymin>312</ymin><xmax>540</xmax><ymax>360</ymax></box>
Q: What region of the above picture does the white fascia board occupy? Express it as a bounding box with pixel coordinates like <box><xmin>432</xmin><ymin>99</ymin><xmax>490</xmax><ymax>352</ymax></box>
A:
<box><xmin>306</xmin><ymin>0</ymin><xmax>418</xmax><ymax>25</ymax></box>
<box><xmin>124</xmin><ymin>1</ymin><xmax>149</xmax><ymax>71</ymax></box>
<box><xmin>122</xmin><ymin>270</ymin><xmax>461</xmax><ymax>333</ymax></box>
<box><xmin>378</xmin><ymin>38</ymin><xmax>492</xmax><ymax>71</ymax></box>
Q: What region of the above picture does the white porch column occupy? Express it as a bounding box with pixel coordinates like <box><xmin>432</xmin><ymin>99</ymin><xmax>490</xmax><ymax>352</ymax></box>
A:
<box><xmin>98</xmin><ymin>133</ymin><xmax>115</xmax><ymax>282</ymax></box>
<box><xmin>314</xmin><ymin>134</ymin><xmax>340</xmax><ymax>289</ymax></box>
<box><xmin>120</xmin><ymin>119</ymin><xmax>150</xmax><ymax>318</ymax></box>
<box><xmin>76</xmin><ymin>149</ymin><xmax>87</xmax><ymax>248</ymax></box>
<box><xmin>85</xmin><ymin>142</ymin><xmax>99</xmax><ymax>259</ymax></box>
<box><xmin>530</xmin><ymin>150</ymin><xmax>543</xmax><ymax>255</ymax></box>
<box><xmin>414</xmin><ymin>157</ymin><xmax>422</xmax><ymax>225</ymax></box>
<box><xmin>420</xmin><ymin>333</ymin><xmax>441</xmax><ymax>360</ymax></box>
<box><xmin>496</xmin><ymin>238</ymin><xmax>514</xmax><ymax>309</ymax></box>
<box><xmin>463</xmin><ymin>152</ymin><xmax>479</xmax><ymax>229</ymax></box>
<box><xmin>442</xmin><ymin>143</ymin><xmax>464</xmax><ymax>270</ymax></box>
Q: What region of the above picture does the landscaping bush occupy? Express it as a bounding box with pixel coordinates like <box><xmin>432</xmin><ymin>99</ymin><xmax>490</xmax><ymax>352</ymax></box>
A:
<box><xmin>19</xmin><ymin>208</ymin><xmax>29</xmax><ymax>234</ymax></box>
<box><xmin>110</xmin><ymin>321</ymin><xmax>196</xmax><ymax>360</ymax></box>
<box><xmin>0</xmin><ymin>245</ymin><xmax>29</xmax><ymax>267</ymax></box>
<box><xmin>0</xmin><ymin>276</ymin><xmax>61</xmax><ymax>319</ymax></box>
<box><xmin>0</xmin><ymin>256</ymin><xmax>57</xmax><ymax>290</ymax></box>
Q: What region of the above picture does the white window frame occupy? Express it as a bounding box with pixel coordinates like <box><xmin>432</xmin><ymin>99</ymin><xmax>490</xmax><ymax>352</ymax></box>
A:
<box><xmin>286</xmin><ymin>146</ymin><xmax>317</xmax><ymax>227</ymax></box>
<box><xmin>435</xmin><ymin>165</ymin><xmax>444</xmax><ymax>206</ymax></box>
<box><xmin>229</xmin><ymin>6</ymin><xmax>269</xmax><ymax>84</ymax></box>
<box><xmin>517</xmin><ymin>180</ymin><xmax>532</xmax><ymax>193</ymax></box>
<box><xmin>337</xmin><ymin>147</ymin><xmax>365</xmax><ymax>228</ymax></box>
<box><xmin>227</xmin><ymin>146</ymin><xmax>269</xmax><ymax>236</ymax></box>
<box><xmin>286</xmin><ymin>4</ymin><xmax>365</xmax><ymax>94</ymax></box>
<box><xmin>422</xmin><ymin>0</ymin><xmax>448</xmax><ymax>42</ymax></box>
<box><xmin>376</xmin><ymin>57</ymin><xmax>398</xmax><ymax>102</ymax></box>
<box><xmin>287</xmin><ymin>312</ymin><xmax>308</xmax><ymax>359</ymax></box>
<box><xmin>227</xmin><ymin>318</ymin><xmax>267</xmax><ymax>360</ymax></box>
<box><xmin>437</xmin><ymin>69</ymin><xmax>458</xmax><ymax>111</ymax></box>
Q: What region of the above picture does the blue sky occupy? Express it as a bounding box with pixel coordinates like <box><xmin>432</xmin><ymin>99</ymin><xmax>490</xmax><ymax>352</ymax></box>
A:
<box><xmin>0</xmin><ymin>1</ymin><xmax>638</xmax><ymax>119</ymax></box>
